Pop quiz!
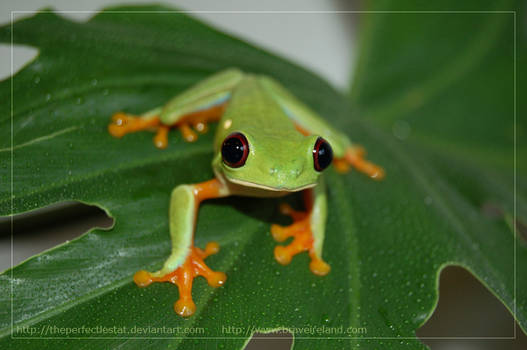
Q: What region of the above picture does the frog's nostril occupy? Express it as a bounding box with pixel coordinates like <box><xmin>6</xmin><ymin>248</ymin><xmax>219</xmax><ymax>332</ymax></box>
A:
<box><xmin>291</xmin><ymin>166</ymin><xmax>303</xmax><ymax>178</ymax></box>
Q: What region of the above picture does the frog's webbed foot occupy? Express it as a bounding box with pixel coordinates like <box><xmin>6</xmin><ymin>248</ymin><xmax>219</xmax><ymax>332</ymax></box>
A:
<box><xmin>107</xmin><ymin>112</ymin><xmax>203</xmax><ymax>149</ymax></box>
<box><xmin>108</xmin><ymin>103</ymin><xmax>225</xmax><ymax>148</ymax></box>
<box><xmin>333</xmin><ymin>145</ymin><xmax>385</xmax><ymax>180</ymax></box>
<box><xmin>133</xmin><ymin>242</ymin><xmax>226</xmax><ymax>317</ymax></box>
<box><xmin>270</xmin><ymin>203</ymin><xmax>330</xmax><ymax>276</ymax></box>
<box><xmin>108</xmin><ymin>112</ymin><xmax>172</xmax><ymax>149</ymax></box>
<box><xmin>108</xmin><ymin>112</ymin><xmax>160</xmax><ymax>138</ymax></box>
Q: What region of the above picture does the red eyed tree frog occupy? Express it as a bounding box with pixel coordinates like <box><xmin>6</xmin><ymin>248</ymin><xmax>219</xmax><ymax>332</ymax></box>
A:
<box><xmin>108</xmin><ymin>68</ymin><xmax>384</xmax><ymax>317</ymax></box>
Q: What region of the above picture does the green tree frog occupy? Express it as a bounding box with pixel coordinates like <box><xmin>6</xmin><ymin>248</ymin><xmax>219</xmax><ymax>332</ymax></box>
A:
<box><xmin>108</xmin><ymin>68</ymin><xmax>384</xmax><ymax>317</ymax></box>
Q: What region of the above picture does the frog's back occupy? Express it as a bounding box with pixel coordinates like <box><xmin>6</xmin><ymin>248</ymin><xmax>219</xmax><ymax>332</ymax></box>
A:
<box><xmin>213</xmin><ymin>75</ymin><xmax>301</xmax><ymax>152</ymax></box>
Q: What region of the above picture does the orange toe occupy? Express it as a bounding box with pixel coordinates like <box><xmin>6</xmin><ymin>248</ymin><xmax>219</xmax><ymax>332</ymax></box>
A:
<box><xmin>179</xmin><ymin>123</ymin><xmax>198</xmax><ymax>142</ymax></box>
<box><xmin>274</xmin><ymin>245</ymin><xmax>293</xmax><ymax>265</ymax></box>
<box><xmin>108</xmin><ymin>113</ymin><xmax>131</xmax><ymax>138</ymax></box>
<box><xmin>309</xmin><ymin>256</ymin><xmax>331</xmax><ymax>276</ymax></box>
<box><xmin>174</xmin><ymin>298</ymin><xmax>196</xmax><ymax>317</ymax></box>
<box><xmin>193</xmin><ymin>121</ymin><xmax>208</xmax><ymax>134</ymax></box>
<box><xmin>154</xmin><ymin>126</ymin><xmax>169</xmax><ymax>149</ymax></box>
<box><xmin>206</xmin><ymin>271</ymin><xmax>227</xmax><ymax>288</ymax></box>
<box><xmin>197</xmin><ymin>242</ymin><xmax>220</xmax><ymax>258</ymax></box>
<box><xmin>270</xmin><ymin>224</ymin><xmax>291</xmax><ymax>242</ymax></box>
<box><xmin>133</xmin><ymin>270</ymin><xmax>153</xmax><ymax>287</ymax></box>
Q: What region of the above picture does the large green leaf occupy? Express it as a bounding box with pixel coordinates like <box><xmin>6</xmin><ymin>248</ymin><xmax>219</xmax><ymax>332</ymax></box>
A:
<box><xmin>1</xmin><ymin>3</ymin><xmax>525</xmax><ymax>350</ymax></box>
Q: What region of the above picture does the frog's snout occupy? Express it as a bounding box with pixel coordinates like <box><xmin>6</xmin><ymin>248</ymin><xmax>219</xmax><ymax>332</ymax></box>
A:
<box><xmin>267</xmin><ymin>161</ymin><xmax>304</xmax><ymax>179</ymax></box>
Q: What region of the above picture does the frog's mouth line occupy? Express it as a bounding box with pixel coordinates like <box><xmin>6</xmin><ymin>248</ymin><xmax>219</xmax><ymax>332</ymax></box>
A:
<box><xmin>225</xmin><ymin>177</ymin><xmax>316</xmax><ymax>192</ymax></box>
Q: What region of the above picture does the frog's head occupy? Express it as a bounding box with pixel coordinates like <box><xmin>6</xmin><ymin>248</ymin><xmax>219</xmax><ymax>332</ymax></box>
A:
<box><xmin>213</xmin><ymin>130</ymin><xmax>333</xmax><ymax>192</ymax></box>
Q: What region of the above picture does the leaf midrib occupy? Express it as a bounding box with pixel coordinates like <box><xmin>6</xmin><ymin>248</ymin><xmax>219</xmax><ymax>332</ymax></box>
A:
<box><xmin>331</xmin><ymin>173</ymin><xmax>361</xmax><ymax>348</ymax></box>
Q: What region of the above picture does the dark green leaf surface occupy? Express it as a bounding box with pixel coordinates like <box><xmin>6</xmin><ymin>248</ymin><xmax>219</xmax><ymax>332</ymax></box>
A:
<box><xmin>0</xmin><ymin>3</ymin><xmax>525</xmax><ymax>349</ymax></box>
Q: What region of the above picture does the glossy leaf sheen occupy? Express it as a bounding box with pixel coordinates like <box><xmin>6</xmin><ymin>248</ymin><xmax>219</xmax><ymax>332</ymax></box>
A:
<box><xmin>0</xmin><ymin>2</ymin><xmax>525</xmax><ymax>349</ymax></box>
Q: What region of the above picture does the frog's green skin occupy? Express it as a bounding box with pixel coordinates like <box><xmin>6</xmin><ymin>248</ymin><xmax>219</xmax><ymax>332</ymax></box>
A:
<box><xmin>153</xmin><ymin>68</ymin><xmax>352</xmax><ymax>273</ymax></box>
<box><xmin>111</xmin><ymin>68</ymin><xmax>382</xmax><ymax>316</ymax></box>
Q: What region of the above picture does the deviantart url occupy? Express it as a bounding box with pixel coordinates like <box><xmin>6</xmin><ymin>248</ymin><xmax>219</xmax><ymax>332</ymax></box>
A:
<box><xmin>14</xmin><ymin>325</ymin><xmax>205</xmax><ymax>337</ymax></box>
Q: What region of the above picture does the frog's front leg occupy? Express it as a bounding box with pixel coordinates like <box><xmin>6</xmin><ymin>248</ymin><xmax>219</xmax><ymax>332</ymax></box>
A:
<box><xmin>270</xmin><ymin>178</ymin><xmax>330</xmax><ymax>276</ymax></box>
<box><xmin>134</xmin><ymin>179</ymin><xmax>231</xmax><ymax>317</ymax></box>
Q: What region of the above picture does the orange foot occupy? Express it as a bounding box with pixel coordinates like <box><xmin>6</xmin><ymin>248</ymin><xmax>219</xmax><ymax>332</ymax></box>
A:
<box><xmin>107</xmin><ymin>112</ymin><xmax>203</xmax><ymax>148</ymax></box>
<box><xmin>108</xmin><ymin>112</ymin><xmax>172</xmax><ymax>148</ymax></box>
<box><xmin>270</xmin><ymin>203</ymin><xmax>330</xmax><ymax>276</ymax></box>
<box><xmin>108</xmin><ymin>103</ymin><xmax>225</xmax><ymax>148</ymax></box>
<box><xmin>133</xmin><ymin>242</ymin><xmax>226</xmax><ymax>317</ymax></box>
<box><xmin>333</xmin><ymin>145</ymin><xmax>385</xmax><ymax>180</ymax></box>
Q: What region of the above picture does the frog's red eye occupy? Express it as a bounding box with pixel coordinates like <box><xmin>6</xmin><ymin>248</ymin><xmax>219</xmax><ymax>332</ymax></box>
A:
<box><xmin>313</xmin><ymin>137</ymin><xmax>333</xmax><ymax>172</ymax></box>
<box><xmin>222</xmin><ymin>132</ymin><xmax>249</xmax><ymax>168</ymax></box>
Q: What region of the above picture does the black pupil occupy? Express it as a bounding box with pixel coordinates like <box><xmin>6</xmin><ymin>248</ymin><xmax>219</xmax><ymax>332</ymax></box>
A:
<box><xmin>222</xmin><ymin>134</ymin><xmax>247</xmax><ymax>167</ymax></box>
<box><xmin>314</xmin><ymin>138</ymin><xmax>333</xmax><ymax>171</ymax></box>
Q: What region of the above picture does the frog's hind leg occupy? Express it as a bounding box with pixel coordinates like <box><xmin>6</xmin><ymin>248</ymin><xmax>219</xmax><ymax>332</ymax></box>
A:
<box><xmin>108</xmin><ymin>68</ymin><xmax>243</xmax><ymax>148</ymax></box>
<box><xmin>108</xmin><ymin>102</ymin><xmax>226</xmax><ymax>149</ymax></box>
<box><xmin>270</xmin><ymin>178</ymin><xmax>330</xmax><ymax>276</ymax></box>
<box><xmin>333</xmin><ymin>145</ymin><xmax>385</xmax><ymax>180</ymax></box>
